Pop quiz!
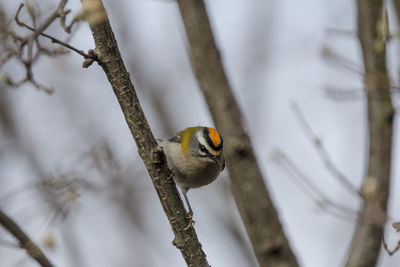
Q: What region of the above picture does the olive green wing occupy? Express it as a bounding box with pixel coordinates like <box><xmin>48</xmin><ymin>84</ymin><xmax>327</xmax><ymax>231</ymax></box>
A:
<box><xmin>168</xmin><ymin>132</ymin><xmax>182</xmax><ymax>143</ymax></box>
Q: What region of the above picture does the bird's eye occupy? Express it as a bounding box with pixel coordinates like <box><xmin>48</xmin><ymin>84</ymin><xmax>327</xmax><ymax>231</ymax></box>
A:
<box><xmin>199</xmin><ymin>144</ymin><xmax>207</xmax><ymax>153</ymax></box>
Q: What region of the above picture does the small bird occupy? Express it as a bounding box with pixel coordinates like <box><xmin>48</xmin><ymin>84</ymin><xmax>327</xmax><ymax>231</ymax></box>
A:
<box><xmin>159</xmin><ymin>126</ymin><xmax>225</xmax><ymax>228</ymax></box>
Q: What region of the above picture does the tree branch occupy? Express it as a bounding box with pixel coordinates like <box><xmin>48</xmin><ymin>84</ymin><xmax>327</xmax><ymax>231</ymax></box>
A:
<box><xmin>0</xmin><ymin>208</ymin><xmax>54</xmax><ymax>267</ymax></box>
<box><xmin>176</xmin><ymin>1</ymin><xmax>299</xmax><ymax>266</ymax></box>
<box><xmin>80</xmin><ymin>0</ymin><xmax>209</xmax><ymax>266</ymax></box>
<box><xmin>345</xmin><ymin>1</ymin><xmax>395</xmax><ymax>266</ymax></box>
<box><xmin>15</xmin><ymin>5</ymin><xmax>92</xmax><ymax>59</ymax></box>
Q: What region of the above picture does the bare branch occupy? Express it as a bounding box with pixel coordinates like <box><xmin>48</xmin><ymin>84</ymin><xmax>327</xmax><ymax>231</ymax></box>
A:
<box><xmin>14</xmin><ymin>3</ymin><xmax>94</xmax><ymax>60</ymax></box>
<box><xmin>382</xmin><ymin>236</ymin><xmax>400</xmax><ymax>256</ymax></box>
<box><xmin>345</xmin><ymin>1</ymin><xmax>395</xmax><ymax>266</ymax></box>
<box><xmin>81</xmin><ymin>0</ymin><xmax>210</xmax><ymax>265</ymax></box>
<box><xmin>291</xmin><ymin>102</ymin><xmax>361</xmax><ymax>197</ymax></box>
<box><xmin>271</xmin><ymin>150</ymin><xmax>358</xmax><ymax>221</ymax></box>
<box><xmin>15</xmin><ymin>1</ymin><xmax>68</xmax><ymax>62</ymax></box>
<box><xmin>382</xmin><ymin>221</ymin><xmax>400</xmax><ymax>255</ymax></box>
<box><xmin>324</xmin><ymin>86</ymin><xmax>363</xmax><ymax>101</ymax></box>
<box><xmin>0</xmin><ymin>208</ymin><xmax>54</xmax><ymax>267</ymax></box>
<box><xmin>58</xmin><ymin>8</ymin><xmax>81</xmax><ymax>33</ymax></box>
<box><xmin>322</xmin><ymin>46</ymin><xmax>363</xmax><ymax>75</ymax></box>
<box><xmin>176</xmin><ymin>0</ymin><xmax>299</xmax><ymax>266</ymax></box>
<box><xmin>2</xmin><ymin>1</ymin><xmax>95</xmax><ymax>93</ymax></box>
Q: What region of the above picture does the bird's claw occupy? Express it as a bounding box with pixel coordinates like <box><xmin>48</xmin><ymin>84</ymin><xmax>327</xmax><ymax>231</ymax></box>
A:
<box><xmin>184</xmin><ymin>212</ymin><xmax>195</xmax><ymax>230</ymax></box>
<box><xmin>151</xmin><ymin>146</ymin><xmax>165</xmax><ymax>164</ymax></box>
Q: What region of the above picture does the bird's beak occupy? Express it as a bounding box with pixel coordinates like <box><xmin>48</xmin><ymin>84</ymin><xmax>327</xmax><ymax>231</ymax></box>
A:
<box><xmin>212</xmin><ymin>155</ymin><xmax>221</xmax><ymax>165</ymax></box>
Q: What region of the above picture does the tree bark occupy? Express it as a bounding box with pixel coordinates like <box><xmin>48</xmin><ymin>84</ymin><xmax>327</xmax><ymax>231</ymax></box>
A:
<box><xmin>345</xmin><ymin>1</ymin><xmax>394</xmax><ymax>266</ymax></box>
<box><xmin>81</xmin><ymin>0</ymin><xmax>210</xmax><ymax>266</ymax></box>
<box><xmin>176</xmin><ymin>1</ymin><xmax>299</xmax><ymax>266</ymax></box>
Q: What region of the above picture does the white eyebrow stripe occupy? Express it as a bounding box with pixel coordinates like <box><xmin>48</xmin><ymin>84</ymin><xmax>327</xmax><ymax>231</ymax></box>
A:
<box><xmin>197</xmin><ymin>135</ymin><xmax>211</xmax><ymax>150</ymax></box>
<box><xmin>197</xmin><ymin>134</ymin><xmax>220</xmax><ymax>156</ymax></box>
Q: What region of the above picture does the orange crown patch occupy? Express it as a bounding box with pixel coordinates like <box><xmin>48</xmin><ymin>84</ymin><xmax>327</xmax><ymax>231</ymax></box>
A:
<box><xmin>208</xmin><ymin>127</ymin><xmax>222</xmax><ymax>148</ymax></box>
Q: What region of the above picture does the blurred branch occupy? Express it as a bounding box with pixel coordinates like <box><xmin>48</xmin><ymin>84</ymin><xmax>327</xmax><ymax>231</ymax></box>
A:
<box><xmin>271</xmin><ymin>150</ymin><xmax>358</xmax><ymax>221</ymax></box>
<box><xmin>322</xmin><ymin>46</ymin><xmax>400</xmax><ymax>91</ymax></box>
<box><xmin>0</xmin><ymin>208</ymin><xmax>54</xmax><ymax>267</ymax></box>
<box><xmin>15</xmin><ymin>4</ymin><xmax>91</xmax><ymax>59</ymax></box>
<box><xmin>325</xmin><ymin>28</ymin><xmax>356</xmax><ymax>37</ymax></box>
<box><xmin>11</xmin><ymin>0</ymin><xmax>69</xmax><ymax>93</ymax></box>
<box><xmin>214</xmin><ymin>180</ymin><xmax>258</xmax><ymax>266</ymax></box>
<box><xmin>394</xmin><ymin>0</ymin><xmax>400</xmax><ymax>38</ymax></box>
<box><xmin>81</xmin><ymin>0</ymin><xmax>209</xmax><ymax>266</ymax></box>
<box><xmin>176</xmin><ymin>1</ymin><xmax>299</xmax><ymax>266</ymax></box>
<box><xmin>15</xmin><ymin>0</ymin><xmax>68</xmax><ymax>61</ymax></box>
<box><xmin>0</xmin><ymin>87</ymin><xmax>83</xmax><ymax>227</ymax></box>
<box><xmin>1</xmin><ymin>1</ymin><xmax>94</xmax><ymax>93</ymax></box>
<box><xmin>324</xmin><ymin>86</ymin><xmax>363</xmax><ymax>101</ymax></box>
<box><xmin>345</xmin><ymin>1</ymin><xmax>395</xmax><ymax>267</ymax></box>
<box><xmin>291</xmin><ymin>102</ymin><xmax>361</xmax><ymax>196</ymax></box>
<box><xmin>382</xmin><ymin>221</ymin><xmax>400</xmax><ymax>255</ymax></box>
<box><xmin>89</xmin><ymin>142</ymin><xmax>146</xmax><ymax>229</ymax></box>
<box><xmin>322</xmin><ymin>46</ymin><xmax>363</xmax><ymax>75</ymax></box>
<box><xmin>382</xmin><ymin>238</ymin><xmax>400</xmax><ymax>256</ymax></box>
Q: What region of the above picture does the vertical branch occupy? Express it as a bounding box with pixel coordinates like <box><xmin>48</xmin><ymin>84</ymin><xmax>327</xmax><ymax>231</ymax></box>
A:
<box><xmin>345</xmin><ymin>1</ymin><xmax>394</xmax><ymax>266</ymax></box>
<box><xmin>0</xmin><ymin>208</ymin><xmax>54</xmax><ymax>267</ymax></box>
<box><xmin>80</xmin><ymin>0</ymin><xmax>210</xmax><ymax>266</ymax></box>
<box><xmin>176</xmin><ymin>1</ymin><xmax>299</xmax><ymax>266</ymax></box>
<box><xmin>393</xmin><ymin>0</ymin><xmax>400</xmax><ymax>27</ymax></box>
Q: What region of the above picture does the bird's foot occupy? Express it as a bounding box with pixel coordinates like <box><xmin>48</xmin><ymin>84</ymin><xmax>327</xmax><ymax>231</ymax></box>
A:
<box><xmin>151</xmin><ymin>145</ymin><xmax>165</xmax><ymax>164</ymax></box>
<box><xmin>184</xmin><ymin>211</ymin><xmax>195</xmax><ymax>230</ymax></box>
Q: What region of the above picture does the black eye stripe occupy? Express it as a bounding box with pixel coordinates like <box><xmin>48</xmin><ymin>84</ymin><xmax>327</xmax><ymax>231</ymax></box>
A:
<box><xmin>199</xmin><ymin>144</ymin><xmax>208</xmax><ymax>153</ymax></box>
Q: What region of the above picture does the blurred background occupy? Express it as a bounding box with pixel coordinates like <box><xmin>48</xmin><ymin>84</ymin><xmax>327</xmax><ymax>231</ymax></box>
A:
<box><xmin>0</xmin><ymin>0</ymin><xmax>399</xmax><ymax>266</ymax></box>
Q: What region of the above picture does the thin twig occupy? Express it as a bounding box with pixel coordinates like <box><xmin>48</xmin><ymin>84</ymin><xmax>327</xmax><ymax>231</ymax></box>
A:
<box><xmin>382</xmin><ymin>221</ymin><xmax>400</xmax><ymax>255</ymax></box>
<box><xmin>291</xmin><ymin>102</ymin><xmax>362</xmax><ymax>197</ymax></box>
<box><xmin>0</xmin><ymin>208</ymin><xmax>54</xmax><ymax>267</ymax></box>
<box><xmin>15</xmin><ymin>3</ymin><xmax>92</xmax><ymax>59</ymax></box>
<box><xmin>6</xmin><ymin>1</ymin><xmax>95</xmax><ymax>93</ymax></box>
<box><xmin>382</xmin><ymin>236</ymin><xmax>400</xmax><ymax>256</ymax></box>
<box><xmin>15</xmin><ymin>1</ymin><xmax>68</xmax><ymax>62</ymax></box>
<box><xmin>59</xmin><ymin>9</ymin><xmax>81</xmax><ymax>33</ymax></box>
<box><xmin>271</xmin><ymin>150</ymin><xmax>358</xmax><ymax>221</ymax></box>
<box><xmin>322</xmin><ymin>46</ymin><xmax>400</xmax><ymax>92</ymax></box>
<box><xmin>0</xmin><ymin>238</ymin><xmax>19</xmax><ymax>249</ymax></box>
<box><xmin>325</xmin><ymin>28</ymin><xmax>356</xmax><ymax>37</ymax></box>
<box><xmin>324</xmin><ymin>86</ymin><xmax>363</xmax><ymax>101</ymax></box>
<box><xmin>15</xmin><ymin>1</ymin><xmax>68</xmax><ymax>42</ymax></box>
<box><xmin>322</xmin><ymin>46</ymin><xmax>363</xmax><ymax>75</ymax></box>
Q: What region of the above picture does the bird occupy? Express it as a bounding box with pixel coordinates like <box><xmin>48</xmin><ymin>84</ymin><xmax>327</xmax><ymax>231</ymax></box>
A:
<box><xmin>158</xmin><ymin>126</ymin><xmax>225</xmax><ymax>229</ymax></box>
